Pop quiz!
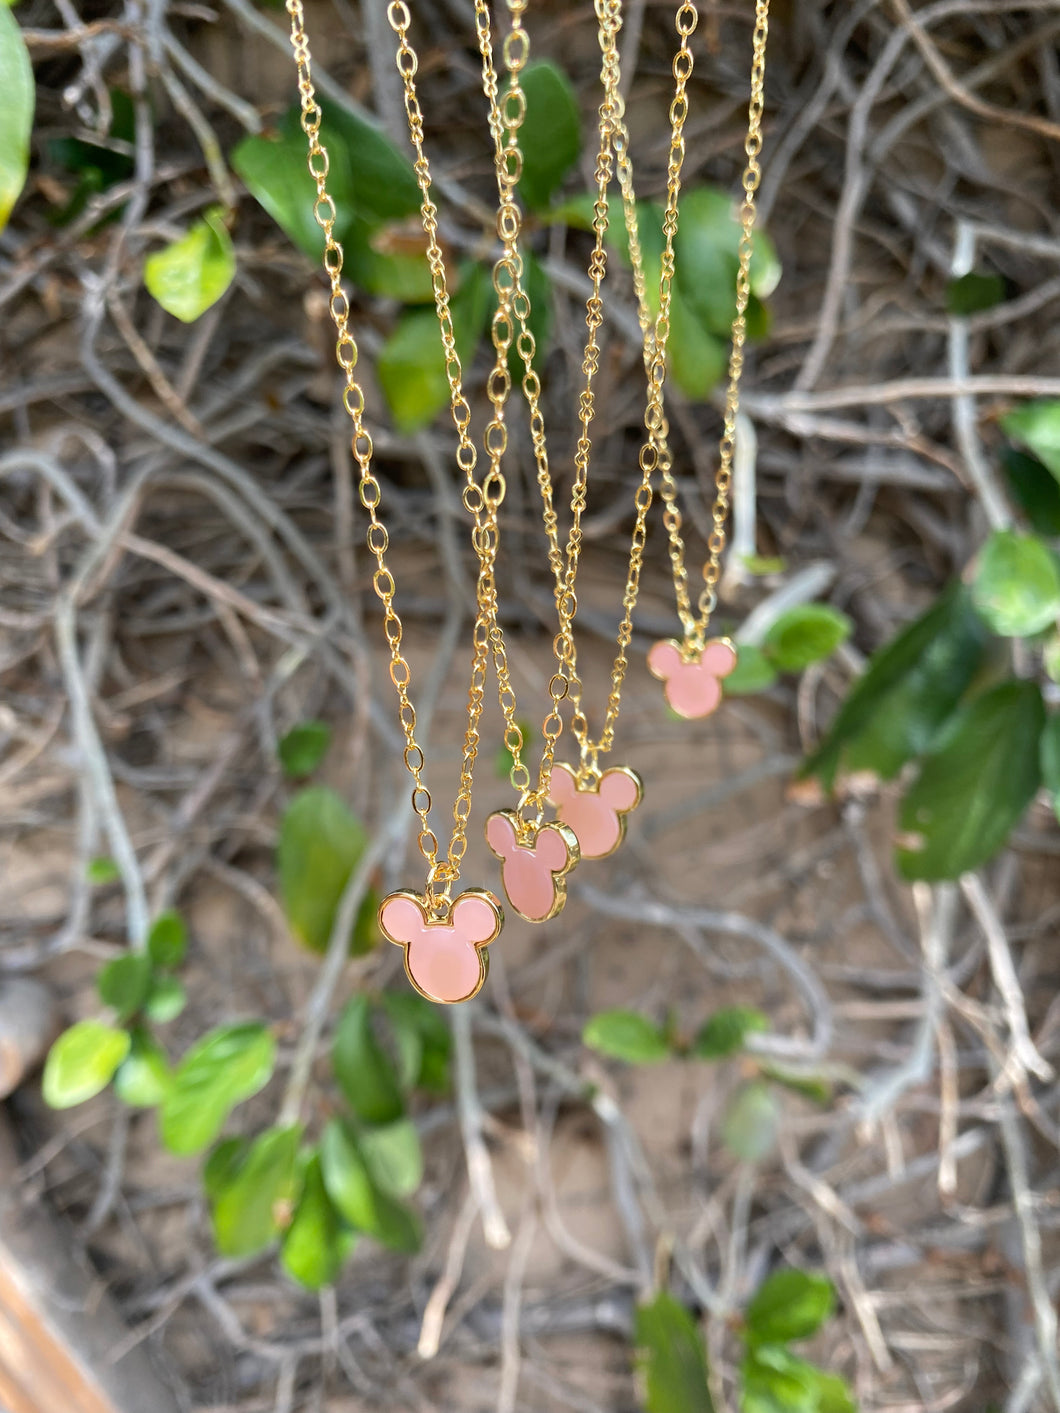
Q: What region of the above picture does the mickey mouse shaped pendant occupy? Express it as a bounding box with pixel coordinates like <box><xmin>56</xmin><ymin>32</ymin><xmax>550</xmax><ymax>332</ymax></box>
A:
<box><xmin>547</xmin><ymin>762</ymin><xmax>643</xmax><ymax>860</ymax></box>
<box><xmin>647</xmin><ymin>637</ymin><xmax>737</xmax><ymax>719</ymax></box>
<box><xmin>485</xmin><ymin>811</ymin><xmax>580</xmax><ymax>923</ymax></box>
<box><xmin>378</xmin><ymin>890</ymin><xmax>503</xmax><ymax>1004</ymax></box>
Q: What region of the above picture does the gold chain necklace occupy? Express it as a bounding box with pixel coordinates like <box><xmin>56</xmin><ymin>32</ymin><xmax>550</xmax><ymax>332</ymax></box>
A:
<box><xmin>646</xmin><ymin>1</ymin><xmax>771</xmax><ymax>719</ymax></box>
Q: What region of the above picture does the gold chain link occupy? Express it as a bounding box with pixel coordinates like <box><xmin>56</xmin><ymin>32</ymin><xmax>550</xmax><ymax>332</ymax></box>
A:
<box><xmin>639</xmin><ymin>0</ymin><xmax>770</xmax><ymax>650</ymax></box>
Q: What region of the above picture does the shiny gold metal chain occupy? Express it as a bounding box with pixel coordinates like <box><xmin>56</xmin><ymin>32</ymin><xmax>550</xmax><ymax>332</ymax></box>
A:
<box><xmin>565</xmin><ymin>0</ymin><xmax>700</xmax><ymax>765</ymax></box>
<box><xmin>642</xmin><ymin>0</ymin><xmax>771</xmax><ymax>651</ymax></box>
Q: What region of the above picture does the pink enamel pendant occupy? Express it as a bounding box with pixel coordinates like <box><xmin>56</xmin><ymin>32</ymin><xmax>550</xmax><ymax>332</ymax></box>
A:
<box><xmin>378</xmin><ymin>889</ymin><xmax>503</xmax><ymax>1004</ymax></box>
<box><xmin>485</xmin><ymin>810</ymin><xmax>580</xmax><ymax>923</ymax></box>
<box><xmin>647</xmin><ymin>637</ymin><xmax>737</xmax><ymax>719</ymax></box>
<box><xmin>547</xmin><ymin>762</ymin><xmax>643</xmax><ymax>861</ymax></box>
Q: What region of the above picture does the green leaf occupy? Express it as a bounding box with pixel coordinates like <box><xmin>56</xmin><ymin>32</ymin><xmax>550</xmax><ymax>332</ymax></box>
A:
<box><xmin>721</xmin><ymin>1081</ymin><xmax>780</xmax><ymax>1162</ymax></box>
<box><xmin>723</xmin><ymin>645</ymin><xmax>779</xmax><ymax>696</ymax></box>
<box><xmin>675</xmin><ymin>185</ymin><xmax>781</xmax><ymax>335</ymax></box>
<box><xmin>745</xmin><ymin>1269</ymin><xmax>835</xmax><ymax>1344</ymax></box>
<box><xmin>160</xmin><ymin>1022</ymin><xmax>275</xmax><ymax>1156</ymax></box>
<box><xmin>278</xmin><ymin>786</ymin><xmax>371</xmax><ymax>955</ymax></box>
<box><xmin>692</xmin><ymin>1006</ymin><xmax>769</xmax><ymax>1060</ymax></box>
<box><xmin>358</xmin><ymin>1118</ymin><xmax>423</xmax><ymax>1197</ymax></box>
<box><xmin>144</xmin><ymin>976</ymin><xmax>187</xmax><ymax>1024</ymax></box>
<box><xmin>1044</xmin><ymin>633</ymin><xmax>1060</xmax><ymax>685</ymax></box>
<box><xmin>48</xmin><ymin>91</ymin><xmax>134</xmax><ymax>187</ymax></box>
<box><xmin>86</xmin><ymin>856</ymin><xmax>120</xmax><ymax>885</ymax></box>
<box><xmin>277</xmin><ymin>720</ymin><xmax>331</xmax><ymax>778</ymax></box>
<box><xmin>511</xmin><ymin>61</ymin><xmax>581</xmax><ymax>212</ymax></box>
<box><xmin>281</xmin><ymin>1153</ymin><xmax>355</xmax><ymax>1289</ymax></box>
<box><xmin>804</xmin><ymin>582</ymin><xmax>987</xmax><ymax>790</ymax></box>
<box><xmin>582</xmin><ymin>1009</ymin><xmax>670</xmax><ymax>1064</ymax></box>
<box><xmin>741</xmin><ymin>1347</ymin><xmax>819</xmax><ymax>1413</ymax></box>
<box><xmin>0</xmin><ymin>5</ymin><xmax>33</xmax><ymax>233</ymax></box>
<box><xmin>114</xmin><ymin>1028</ymin><xmax>171</xmax><ymax>1107</ymax></box>
<box><xmin>147</xmin><ymin>910</ymin><xmax>187</xmax><ymax>970</ymax></box>
<box><xmin>43</xmin><ymin>1021</ymin><xmax>130</xmax><ymax>1109</ymax></box>
<box><xmin>203</xmin><ymin>1137</ymin><xmax>251</xmax><ymax>1201</ymax></box>
<box><xmin>971</xmin><ymin>530</ymin><xmax>1060</xmax><ymax>638</ymax></box>
<box><xmin>1002</xmin><ymin>448</ymin><xmax>1060</xmax><ymax>536</ymax></box>
<box><xmin>97</xmin><ymin>953</ymin><xmax>152</xmax><ymax>1022</ymax></box>
<box><xmin>760</xmin><ymin>1063</ymin><xmax>833</xmax><ymax>1106</ymax></box>
<box><xmin>945</xmin><ymin>270</ymin><xmax>1005</xmax><ymax>316</ymax></box>
<box><xmin>332</xmin><ymin>995</ymin><xmax>405</xmax><ymax>1125</ymax></box>
<box><xmin>1041</xmin><ymin>714</ymin><xmax>1060</xmax><ymax>824</ymax></box>
<box><xmin>233</xmin><ymin>114</ymin><xmax>346</xmax><ymax>260</ymax></box>
<box><xmin>811</xmin><ymin>1372</ymin><xmax>857</xmax><ymax>1413</ymax></box>
<box><xmin>897</xmin><ymin>680</ymin><xmax>1045</xmax><ymax>881</ymax></box>
<box><xmin>668</xmin><ymin>287</ymin><xmax>729</xmax><ymax>400</ymax></box>
<box><xmin>144</xmin><ymin>208</ymin><xmax>235</xmax><ymax>323</ymax></box>
<box><xmin>377</xmin><ymin>262</ymin><xmax>490</xmax><ymax>434</ymax></box>
<box><xmin>319</xmin><ymin>1120</ymin><xmax>422</xmax><ymax>1253</ymax></box>
<box><xmin>1000</xmin><ymin>400</ymin><xmax>1060</xmax><ymax>482</ymax></box>
<box><xmin>634</xmin><ymin>1291</ymin><xmax>713</xmax><ymax>1413</ymax></box>
<box><xmin>320</xmin><ymin>102</ymin><xmax>421</xmax><ymax>225</ymax></box>
<box><xmin>381</xmin><ymin>990</ymin><xmax>452</xmax><ymax>1093</ymax></box>
<box><xmin>763</xmin><ymin>605</ymin><xmax>851</xmax><ymax>673</ymax></box>
<box><xmin>211</xmin><ymin>1125</ymin><xmax>302</xmax><ymax>1258</ymax></box>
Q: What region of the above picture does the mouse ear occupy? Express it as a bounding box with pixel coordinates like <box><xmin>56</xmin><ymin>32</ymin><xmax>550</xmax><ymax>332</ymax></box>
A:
<box><xmin>647</xmin><ymin>640</ymin><xmax>683</xmax><ymax>681</ymax></box>
<box><xmin>485</xmin><ymin>811</ymin><xmax>518</xmax><ymax>860</ymax></box>
<box><xmin>700</xmin><ymin>638</ymin><xmax>738</xmax><ymax>679</ymax></box>
<box><xmin>451</xmin><ymin>892</ymin><xmax>502</xmax><ymax>946</ymax></box>
<box><xmin>379</xmin><ymin>893</ymin><xmax>427</xmax><ymax>945</ymax></box>
<box><xmin>599</xmin><ymin>768</ymin><xmax>641</xmax><ymax>813</ymax></box>
<box><xmin>548</xmin><ymin>763</ymin><xmax>576</xmax><ymax>804</ymax></box>
<box><xmin>536</xmin><ymin>824</ymin><xmax>571</xmax><ymax>873</ymax></box>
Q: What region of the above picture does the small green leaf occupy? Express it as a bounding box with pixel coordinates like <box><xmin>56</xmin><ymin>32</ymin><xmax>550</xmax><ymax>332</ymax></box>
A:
<box><xmin>377</xmin><ymin>262</ymin><xmax>490</xmax><ymax>433</ymax></box>
<box><xmin>760</xmin><ymin>1063</ymin><xmax>833</xmax><ymax>1106</ymax></box>
<box><xmin>281</xmin><ymin>1153</ymin><xmax>355</xmax><ymax>1290</ymax></box>
<box><xmin>582</xmin><ymin>1009</ymin><xmax>670</xmax><ymax>1064</ymax></box>
<box><xmin>144</xmin><ymin>976</ymin><xmax>187</xmax><ymax>1024</ymax></box>
<box><xmin>319</xmin><ymin>1119</ymin><xmax>422</xmax><ymax>1253</ymax></box>
<box><xmin>692</xmin><ymin>1006</ymin><xmax>769</xmax><ymax>1060</ymax></box>
<box><xmin>1002</xmin><ymin>448</ymin><xmax>1060</xmax><ymax>536</ymax></box>
<box><xmin>203</xmin><ymin>1137</ymin><xmax>251</xmax><ymax>1201</ymax></box>
<box><xmin>233</xmin><ymin>113</ymin><xmax>349</xmax><ymax>259</ymax></box>
<box><xmin>358</xmin><ymin>1118</ymin><xmax>423</xmax><ymax>1197</ymax></box>
<box><xmin>381</xmin><ymin>990</ymin><xmax>452</xmax><ymax>1093</ymax></box>
<box><xmin>763</xmin><ymin>605</ymin><xmax>851</xmax><ymax>673</ymax></box>
<box><xmin>144</xmin><ymin>208</ymin><xmax>235</xmax><ymax>323</ymax></box>
<box><xmin>211</xmin><ymin>1125</ymin><xmax>302</xmax><ymax>1258</ymax></box>
<box><xmin>675</xmin><ymin>186</ymin><xmax>782</xmax><ymax>335</ymax></box>
<box><xmin>745</xmin><ymin>1269</ymin><xmax>835</xmax><ymax>1344</ymax></box>
<box><xmin>721</xmin><ymin>1081</ymin><xmax>779</xmax><ymax>1162</ymax></box>
<box><xmin>741</xmin><ymin>1347</ymin><xmax>819</xmax><ymax>1413</ymax></box>
<box><xmin>897</xmin><ymin>680</ymin><xmax>1045</xmax><ymax>881</ymax></box>
<box><xmin>812</xmin><ymin>1371</ymin><xmax>857</xmax><ymax>1413</ymax></box>
<box><xmin>1044</xmin><ymin>633</ymin><xmax>1060</xmax><ymax>685</ymax></box>
<box><xmin>1041</xmin><ymin>715</ymin><xmax>1060</xmax><ymax>824</ymax></box>
<box><xmin>634</xmin><ymin>1291</ymin><xmax>713</xmax><ymax>1413</ymax></box>
<box><xmin>945</xmin><ymin>269</ymin><xmax>1005</xmax><ymax>316</ymax></box>
<box><xmin>97</xmin><ymin>953</ymin><xmax>152</xmax><ymax>1022</ymax></box>
<box><xmin>668</xmin><ymin>288</ymin><xmax>729</xmax><ymax>400</ymax></box>
<box><xmin>332</xmin><ymin>995</ymin><xmax>405</xmax><ymax>1125</ymax></box>
<box><xmin>804</xmin><ymin>583</ymin><xmax>987</xmax><ymax>790</ymax></box>
<box><xmin>160</xmin><ymin>1022</ymin><xmax>275</xmax><ymax>1156</ymax></box>
<box><xmin>723</xmin><ymin>645</ymin><xmax>779</xmax><ymax>696</ymax></box>
<box><xmin>43</xmin><ymin>1021</ymin><xmax>131</xmax><ymax>1109</ymax></box>
<box><xmin>1001</xmin><ymin>400</ymin><xmax>1060</xmax><ymax>482</ymax></box>
<box><xmin>277</xmin><ymin>720</ymin><xmax>331</xmax><ymax>778</ymax></box>
<box><xmin>114</xmin><ymin>1028</ymin><xmax>171</xmax><ymax>1107</ymax></box>
<box><xmin>278</xmin><ymin>786</ymin><xmax>371</xmax><ymax>955</ymax></box>
<box><xmin>0</xmin><ymin>5</ymin><xmax>33</xmax><ymax>233</ymax></box>
<box><xmin>320</xmin><ymin>102</ymin><xmax>421</xmax><ymax>224</ymax></box>
<box><xmin>147</xmin><ymin>910</ymin><xmax>187</xmax><ymax>970</ymax></box>
<box><xmin>86</xmin><ymin>856</ymin><xmax>120</xmax><ymax>885</ymax></box>
<box><xmin>971</xmin><ymin>530</ymin><xmax>1060</xmax><ymax>637</ymax></box>
<box><xmin>511</xmin><ymin>61</ymin><xmax>581</xmax><ymax>212</ymax></box>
